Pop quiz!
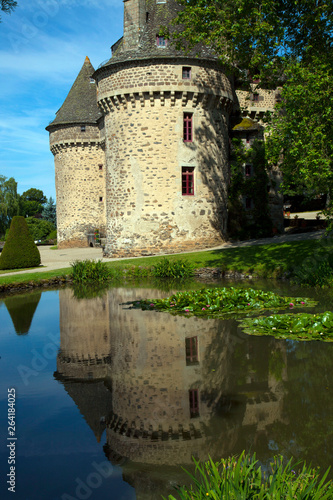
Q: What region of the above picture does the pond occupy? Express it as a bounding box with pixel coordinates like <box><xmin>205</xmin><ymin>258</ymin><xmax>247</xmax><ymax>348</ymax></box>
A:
<box><xmin>0</xmin><ymin>280</ymin><xmax>333</xmax><ymax>500</ymax></box>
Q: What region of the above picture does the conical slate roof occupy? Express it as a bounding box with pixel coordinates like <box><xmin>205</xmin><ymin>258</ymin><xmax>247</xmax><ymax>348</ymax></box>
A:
<box><xmin>46</xmin><ymin>56</ymin><xmax>102</xmax><ymax>130</ymax></box>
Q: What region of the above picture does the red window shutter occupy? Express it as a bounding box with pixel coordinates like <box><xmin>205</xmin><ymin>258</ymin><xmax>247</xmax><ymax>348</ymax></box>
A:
<box><xmin>183</xmin><ymin>113</ymin><xmax>193</xmax><ymax>142</ymax></box>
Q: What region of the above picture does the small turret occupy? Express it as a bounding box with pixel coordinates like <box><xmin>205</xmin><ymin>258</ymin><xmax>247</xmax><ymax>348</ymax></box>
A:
<box><xmin>46</xmin><ymin>57</ymin><xmax>106</xmax><ymax>248</ymax></box>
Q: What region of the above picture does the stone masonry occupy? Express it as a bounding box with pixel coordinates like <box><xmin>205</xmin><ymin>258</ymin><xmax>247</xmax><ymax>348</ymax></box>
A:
<box><xmin>46</xmin><ymin>0</ymin><xmax>283</xmax><ymax>252</ymax></box>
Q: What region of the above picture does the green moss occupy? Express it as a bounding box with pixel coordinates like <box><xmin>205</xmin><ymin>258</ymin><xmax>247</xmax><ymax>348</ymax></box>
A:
<box><xmin>232</xmin><ymin>117</ymin><xmax>256</xmax><ymax>130</ymax></box>
<box><xmin>0</xmin><ymin>216</ymin><xmax>41</xmax><ymax>270</ymax></box>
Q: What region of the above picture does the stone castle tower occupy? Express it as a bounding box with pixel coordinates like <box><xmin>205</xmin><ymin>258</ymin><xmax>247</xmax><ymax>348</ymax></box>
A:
<box><xmin>47</xmin><ymin>0</ymin><xmax>234</xmax><ymax>255</ymax></box>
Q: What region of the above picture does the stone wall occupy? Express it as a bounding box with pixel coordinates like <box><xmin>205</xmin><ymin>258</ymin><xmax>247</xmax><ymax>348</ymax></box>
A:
<box><xmin>236</xmin><ymin>85</ymin><xmax>280</xmax><ymax>114</ymax></box>
<box><xmin>50</xmin><ymin>124</ymin><xmax>106</xmax><ymax>248</ymax></box>
<box><xmin>96</xmin><ymin>59</ymin><xmax>233</xmax><ymax>257</ymax></box>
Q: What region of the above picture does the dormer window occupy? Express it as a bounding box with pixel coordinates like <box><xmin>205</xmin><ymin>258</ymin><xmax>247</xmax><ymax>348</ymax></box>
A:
<box><xmin>156</xmin><ymin>35</ymin><xmax>167</xmax><ymax>47</ymax></box>
<box><xmin>90</xmin><ymin>78</ymin><xmax>95</xmax><ymax>84</ymax></box>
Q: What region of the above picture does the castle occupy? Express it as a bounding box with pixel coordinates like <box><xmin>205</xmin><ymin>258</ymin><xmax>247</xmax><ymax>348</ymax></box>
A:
<box><xmin>46</xmin><ymin>0</ymin><xmax>283</xmax><ymax>256</ymax></box>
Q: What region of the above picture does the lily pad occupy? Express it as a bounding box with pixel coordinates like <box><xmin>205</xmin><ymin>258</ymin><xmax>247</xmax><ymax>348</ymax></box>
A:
<box><xmin>130</xmin><ymin>287</ymin><xmax>316</xmax><ymax>319</ymax></box>
<box><xmin>239</xmin><ymin>312</ymin><xmax>333</xmax><ymax>342</ymax></box>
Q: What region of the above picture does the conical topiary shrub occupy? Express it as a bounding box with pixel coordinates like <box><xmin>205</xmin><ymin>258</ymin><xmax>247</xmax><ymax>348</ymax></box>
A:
<box><xmin>0</xmin><ymin>216</ymin><xmax>41</xmax><ymax>270</ymax></box>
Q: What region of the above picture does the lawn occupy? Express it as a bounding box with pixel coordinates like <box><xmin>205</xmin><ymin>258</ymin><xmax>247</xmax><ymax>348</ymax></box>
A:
<box><xmin>0</xmin><ymin>236</ymin><xmax>330</xmax><ymax>287</ymax></box>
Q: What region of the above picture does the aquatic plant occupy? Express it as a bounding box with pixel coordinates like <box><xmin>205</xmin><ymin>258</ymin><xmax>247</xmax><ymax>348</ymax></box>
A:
<box><xmin>164</xmin><ymin>453</ymin><xmax>333</xmax><ymax>499</ymax></box>
<box><xmin>131</xmin><ymin>287</ymin><xmax>315</xmax><ymax>318</ymax></box>
<box><xmin>239</xmin><ymin>311</ymin><xmax>333</xmax><ymax>342</ymax></box>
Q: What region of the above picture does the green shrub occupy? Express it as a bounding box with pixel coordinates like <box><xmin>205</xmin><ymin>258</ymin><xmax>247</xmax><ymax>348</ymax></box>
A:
<box><xmin>165</xmin><ymin>453</ymin><xmax>332</xmax><ymax>500</ymax></box>
<box><xmin>0</xmin><ymin>216</ymin><xmax>41</xmax><ymax>270</ymax></box>
<box><xmin>70</xmin><ymin>259</ymin><xmax>121</xmax><ymax>283</ymax></box>
<box><xmin>152</xmin><ymin>257</ymin><xmax>194</xmax><ymax>279</ymax></box>
<box><xmin>47</xmin><ymin>229</ymin><xmax>57</xmax><ymax>240</ymax></box>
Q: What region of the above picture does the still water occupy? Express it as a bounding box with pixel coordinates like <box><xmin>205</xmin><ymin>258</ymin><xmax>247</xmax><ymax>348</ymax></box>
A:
<box><xmin>0</xmin><ymin>282</ymin><xmax>333</xmax><ymax>500</ymax></box>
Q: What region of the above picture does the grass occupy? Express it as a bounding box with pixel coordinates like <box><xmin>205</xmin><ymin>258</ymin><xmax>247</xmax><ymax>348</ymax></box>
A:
<box><xmin>0</xmin><ymin>236</ymin><xmax>332</xmax><ymax>287</ymax></box>
<box><xmin>164</xmin><ymin>452</ymin><xmax>333</xmax><ymax>500</ymax></box>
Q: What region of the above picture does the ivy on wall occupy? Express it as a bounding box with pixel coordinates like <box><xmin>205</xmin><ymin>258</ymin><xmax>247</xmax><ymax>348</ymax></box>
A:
<box><xmin>228</xmin><ymin>137</ymin><xmax>273</xmax><ymax>239</ymax></box>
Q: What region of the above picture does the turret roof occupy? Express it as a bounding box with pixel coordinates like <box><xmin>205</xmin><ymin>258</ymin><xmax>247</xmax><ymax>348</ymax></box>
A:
<box><xmin>46</xmin><ymin>56</ymin><xmax>102</xmax><ymax>130</ymax></box>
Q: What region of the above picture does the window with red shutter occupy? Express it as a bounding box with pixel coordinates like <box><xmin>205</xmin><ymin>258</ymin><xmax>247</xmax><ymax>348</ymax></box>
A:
<box><xmin>182</xmin><ymin>167</ymin><xmax>194</xmax><ymax>195</ymax></box>
<box><xmin>189</xmin><ymin>389</ymin><xmax>199</xmax><ymax>418</ymax></box>
<box><xmin>183</xmin><ymin>112</ymin><xmax>193</xmax><ymax>142</ymax></box>
<box><xmin>185</xmin><ymin>336</ymin><xmax>199</xmax><ymax>365</ymax></box>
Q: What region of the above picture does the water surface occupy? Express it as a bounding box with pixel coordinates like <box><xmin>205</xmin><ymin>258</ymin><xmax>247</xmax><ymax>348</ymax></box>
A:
<box><xmin>0</xmin><ymin>282</ymin><xmax>332</xmax><ymax>499</ymax></box>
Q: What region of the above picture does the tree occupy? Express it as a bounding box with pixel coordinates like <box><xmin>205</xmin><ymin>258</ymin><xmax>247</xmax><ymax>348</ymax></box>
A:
<box><xmin>0</xmin><ymin>175</ymin><xmax>19</xmax><ymax>237</ymax></box>
<box><xmin>266</xmin><ymin>56</ymin><xmax>333</xmax><ymax>201</ymax></box>
<box><xmin>168</xmin><ymin>0</ymin><xmax>333</xmax><ymax>83</ymax></box>
<box><xmin>0</xmin><ymin>0</ymin><xmax>17</xmax><ymax>22</ymax></box>
<box><xmin>19</xmin><ymin>188</ymin><xmax>47</xmax><ymax>218</ymax></box>
<box><xmin>0</xmin><ymin>216</ymin><xmax>40</xmax><ymax>270</ymax></box>
<box><xmin>42</xmin><ymin>196</ymin><xmax>56</xmax><ymax>225</ymax></box>
<box><xmin>170</xmin><ymin>0</ymin><xmax>333</xmax><ymax>220</ymax></box>
<box><xmin>26</xmin><ymin>217</ymin><xmax>55</xmax><ymax>241</ymax></box>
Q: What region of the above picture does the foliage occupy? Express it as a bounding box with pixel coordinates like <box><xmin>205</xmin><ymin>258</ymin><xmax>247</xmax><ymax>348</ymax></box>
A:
<box><xmin>131</xmin><ymin>287</ymin><xmax>315</xmax><ymax>318</ymax></box>
<box><xmin>42</xmin><ymin>196</ymin><xmax>56</xmax><ymax>225</ymax></box>
<box><xmin>72</xmin><ymin>283</ymin><xmax>110</xmax><ymax>300</ymax></box>
<box><xmin>164</xmin><ymin>452</ymin><xmax>333</xmax><ymax>500</ymax></box>
<box><xmin>47</xmin><ymin>229</ymin><xmax>57</xmax><ymax>241</ymax></box>
<box><xmin>0</xmin><ymin>216</ymin><xmax>40</xmax><ymax>270</ymax></box>
<box><xmin>229</xmin><ymin>138</ymin><xmax>273</xmax><ymax>239</ymax></box>
<box><xmin>70</xmin><ymin>259</ymin><xmax>121</xmax><ymax>283</ymax></box>
<box><xmin>292</xmin><ymin>259</ymin><xmax>333</xmax><ymax>288</ymax></box>
<box><xmin>266</xmin><ymin>56</ymin><xmax>333</xmax><ymax>203</ymax></box>
<box><xmin>0</xmin><ymin>175</ymin><xmax>19</xmax><ymax>236</ymax></box>
<box><xmin>167</xmin><ymin>0</ymin><xmax>333</xmax><ymax>84</ymax></box>
<box><xmin>239</xmin><ymin>311</ymin><xmax>333</xmax><ymax>342</ymax></box>
<box><xmin>19</xmin><ymin>188</ymin><xmax>47</xmax><ymax>217</ymax></box>
<box><xmin>0</xmin><ymin>0</ymin><xmax>17</xmax><ymax>22</ymax></box>
<box><xmin>152</xmin><ymin>257</ymin><xmax>194</xmax><ymax>279</ymax></box>
<box><xmin>26</xmin><ymin>217</ymin><xmax>55</xmax><ymax>241</ymax></box>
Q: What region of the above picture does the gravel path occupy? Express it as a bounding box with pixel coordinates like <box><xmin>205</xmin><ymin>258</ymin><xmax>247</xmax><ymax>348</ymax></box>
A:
<box><xmin>1</xmin><ymin>229</ymin><xmax>325</xmax><ymax>277</ymax></box>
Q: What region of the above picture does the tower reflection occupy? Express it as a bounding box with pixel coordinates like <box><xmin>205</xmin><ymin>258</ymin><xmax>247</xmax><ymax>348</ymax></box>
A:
<box><xmin>55</xmin><ymin>286</ymin><xmax>287</xmax><ymax>497</ymax></box>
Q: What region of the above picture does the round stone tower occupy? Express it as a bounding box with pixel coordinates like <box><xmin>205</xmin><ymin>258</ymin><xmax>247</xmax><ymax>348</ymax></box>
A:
<box><xmin>46</xmin><ymin>57</ymin><xmax>106</xmax><ymax>248</ymax></box>
<box><xmin>94</xmin><ymin>0</ymin><xmax>234</xmax><ymax>257</ymax></box>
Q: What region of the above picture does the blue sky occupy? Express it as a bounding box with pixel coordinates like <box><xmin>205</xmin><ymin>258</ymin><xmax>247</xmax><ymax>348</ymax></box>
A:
<box><xmin>0</xmin><ymin>0</ymin><xmax>124</xmax><ymax>200</ymax></box>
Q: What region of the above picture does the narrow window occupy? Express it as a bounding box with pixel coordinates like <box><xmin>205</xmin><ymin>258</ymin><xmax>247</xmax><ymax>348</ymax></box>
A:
<box><xmin>146</xmin><ymin>11</ymin><xmax>149</xmax><ymax>22</ymax></box>
<box><xmin>189</xmin><ymin>389</ymin><xmax>199</xmax><ymax>418</ymax></box>
<box><xmin>253</xmin><ymin>93</ymin><xmax>259</xmax><ymax>102</ymax></box>
<box><xmin>246</xmin><ymin>133</ymin><xmax>250</xmax><ymax>144</ymax></box>
<box><xmin>81</xmin><ymin>125</ymin><xmax>86</xmax><ymax>132</ymax></box>
<box><xmin>182</xmin><ymin>167</ymin><xmax>194</xmax><ymax>196</ymax></box>
<box><xmin>98</xmin><ymin>164</ymin><xmax>103</xmax><ymax>171</ymax></box>
<box><xmin>99</xmin><ymin>196</ymin><xmax>103</xmax><ymax>202</ymax></box>
<box><xmin>183</xmin><ymin>112</ymin><xmax>193</xmax><ymax>142</ymax></box>
<box><xmin>156</xmin><ymin>35</ymin><xmax>167</xmax><ymax>47</ymax></box>
<box><xmin>182</xmin><ymin>66</ymin><xmax>191</xmax><ymax>79</ymax></box>
<box><xmin>185</xmin><ymin>337</ymin><xmax>199</xmax><ymax>365</ymax></box>
<box><xmin>245</xmin><ymin>164</ymin><xmax>252</xmax><ymax>177</ymax></box>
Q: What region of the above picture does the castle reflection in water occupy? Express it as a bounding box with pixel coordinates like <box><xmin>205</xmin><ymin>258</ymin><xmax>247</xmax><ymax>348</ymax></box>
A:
<box><xmin>51</xmin><ymin>286</ymin><xmax>289</xmax><ymax>498</ymax></box>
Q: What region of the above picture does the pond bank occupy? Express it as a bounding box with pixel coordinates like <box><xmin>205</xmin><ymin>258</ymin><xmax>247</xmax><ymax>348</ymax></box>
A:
<box><xmin>0</xmin><ymin>229</ymin><xmax>327</xmax><ymax>294</ymax></box>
